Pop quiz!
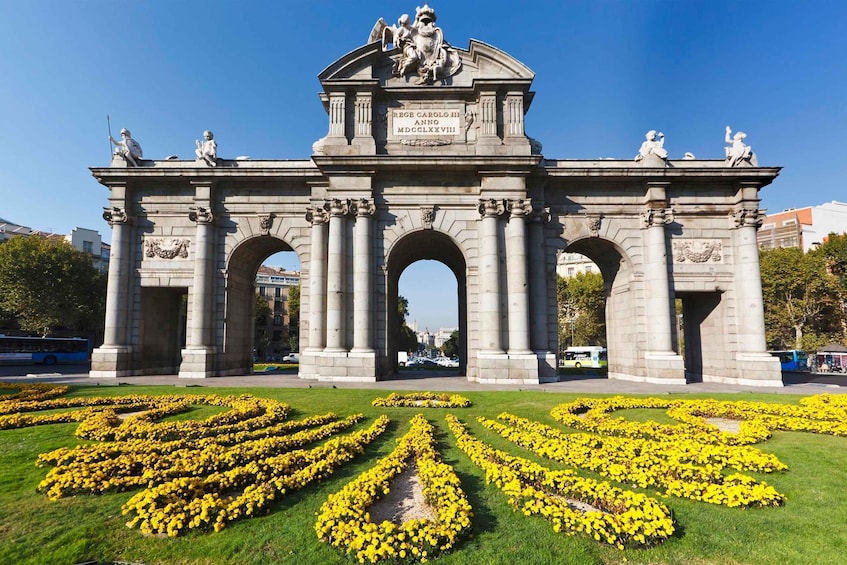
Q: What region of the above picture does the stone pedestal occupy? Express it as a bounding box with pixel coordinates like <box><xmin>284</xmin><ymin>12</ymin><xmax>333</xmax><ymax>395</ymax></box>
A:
<box><xmin>476</xmin><ymin>352</ymin><xmax>540</xmax><ymax>384</ymax></box>
<box><xmin>90</xmin><ymin>346</ymin><xmax>133</xmax><ymax>379</ymax></box>
<box><xmin>178</xmin><ymin>348</ymin><xmax>218</xmax><ymax>379</ymax></box>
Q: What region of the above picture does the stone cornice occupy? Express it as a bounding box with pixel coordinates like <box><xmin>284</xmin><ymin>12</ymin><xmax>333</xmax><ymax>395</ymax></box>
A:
<box><xmin>90</xmin><ymin>161</ymin><xmax>321</xmax><ymax>186</ymax></box>
<box><xmin>541</xmin><ymin>160</ymin><xmax>781</xmax><ymax>183</ymax></box>
<box><xmin>312</xmin><ymin>155</ymin><xmax>542</xmax><ymax>174</ymax></box>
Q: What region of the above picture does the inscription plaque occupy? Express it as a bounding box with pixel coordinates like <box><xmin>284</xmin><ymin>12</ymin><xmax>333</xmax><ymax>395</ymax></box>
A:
<box><xmin>391</xmin><ymin>109</ymin><xmax>461</xmax><ymax>136</ymax></box>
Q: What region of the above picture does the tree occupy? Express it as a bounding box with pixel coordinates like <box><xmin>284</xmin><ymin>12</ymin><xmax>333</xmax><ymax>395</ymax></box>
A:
<box><xmin>441</xmin><ymin>330</ymin><xmax>459</xmax><ymax>357</ymax></box>
<box><xmin>254</xmin><ymin>293</ymin><xmax>272</xmax><ymax>326</ymax></box>
<box><xmin>397</xmin><ymin>294</ymin><xmax>419</xmax><ymax>353</ymax></box>
<box><xmin>557</xmin><ymin>272</ymin><xmax>606</xmax><ymax>351</ymax></box>
<box><xmin>814</xmin><ymin>233</ymin><xmax>847</xmax><ymax>340</ymax></box>
<box><xmin>287</xmin><ymin>285</ymin><xmax>300</xmax><ymax>352</ymax></box>
<box><xmin>0</xmin><ymin>236</ymin><xmax>106</xmax><ymax>337</ymax></box>
<box><xmin>759</xmin><ymin>247</ymin><xmax>843</xmax><ymax>350</ymax></box>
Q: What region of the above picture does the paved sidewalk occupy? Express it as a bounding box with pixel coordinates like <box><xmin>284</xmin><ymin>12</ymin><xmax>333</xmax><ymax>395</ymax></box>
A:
<box><xmin>5</xmin><ymin>369</ymin><xmax>846</xmax><ymax>396</ymax></box>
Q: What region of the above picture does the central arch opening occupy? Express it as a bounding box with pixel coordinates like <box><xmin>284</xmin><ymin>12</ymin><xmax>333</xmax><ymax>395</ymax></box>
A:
<box><xmin>386</xmin><ymin>231</ymin><xmax>467</xmax><ymax>376</ymax></box>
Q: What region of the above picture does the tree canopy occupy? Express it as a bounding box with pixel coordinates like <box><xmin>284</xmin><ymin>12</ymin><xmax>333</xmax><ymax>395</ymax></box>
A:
<box><xmin>0</xmin><ymin>236</ymin><xmax>106</xmax><ymax>337</ymax></box>
<box><xmin>760</xmin><ymin>246</ymin><xmax>843</xmax><ymax>350</ymax></box>
<box><xmin>557</xmin><ymin>271</ymin><xmax>606</xmax><ymax>350</ymax></box>
<box><xmin>397</xmin><ymin>294</ymin><xmax>419</xmax><ymax>353</ymax></box>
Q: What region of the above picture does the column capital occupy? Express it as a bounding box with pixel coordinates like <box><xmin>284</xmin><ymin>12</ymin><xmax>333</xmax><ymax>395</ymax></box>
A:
<box><xmin>188</xmin><ymin>206</ymin><xmax>214</xmax><ymax>224</ymax></box>
<box><xmin>731</xmin><ymin>207</ymin><xmax>764</xmax><ymax>228</ymax></box>
<box><xmin>102</xmin><ymin>206</ymin><xmax>130</xmax><ymax>226</ymax></box>
<box><xmin>641</xmin><ymin>207</ymin><xmax>674</xmax><ymax>228</ymax></box>
<box><xmin>305</xmin><ymin>204</ymin><xmax>329</xmax><ymax>225</ymax></box>
<box><xmin>353</xmin><ymin>198</ymin><xmax>376</xmax><ymax>217</ymax></box>
<box><xmin>328</xmin><ymin>198</ymin><xmax>351</xmax><ymax>217</ymax></box>
<box><xmin>507</xmin><ymin>198</ymin><xmax>532</xmax><ymax>219</ymax></box>
<box><xmin>529</xmin><ymin>205</ymin><xmax>551</xmax><ymax>224</ymax></box>
<box><xmin>478</xmin><ymin>198</ymin><xmax>505</xmax><ymax>218</ymax></box>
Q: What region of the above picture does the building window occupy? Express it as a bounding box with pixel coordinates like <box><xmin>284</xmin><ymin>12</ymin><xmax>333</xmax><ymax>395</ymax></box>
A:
<box><xmin>275</xmin><ymin>287</ymin><xmax>281</xmax><ymax>298</ymax></box>
<box><xmin>83</xmin><ymin>241</ymin><xmax>93</xmax><ymax>254</ymax></box>
<box><xmin>567</xmin><ymin>267</ymin><xmax>575</xmax><ymax>276</ymax></box>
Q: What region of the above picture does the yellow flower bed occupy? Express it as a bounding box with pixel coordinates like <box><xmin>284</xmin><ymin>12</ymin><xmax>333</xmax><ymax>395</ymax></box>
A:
<box><xmin>123</xmin><ymin>415</ymin><xmax>390</xmax><ymax>536</ymax></box>
<box><xmin>316</xmin><ymin>414</ymin><xmax>472</xmax><ymax>563</ymax></box>
<box><xmin>38</xmin><ymin>414</ymin><xmax>363</xmax><ymax>499</ymax></box>
<box><xmin>550</xmin><ymin>395</ymin><xmax>847</xmax><ymax>446</ymax></box>
<box><xmin>482</xmin><ymin>413</ymin><xmax>786</xmax><ymax>507</ymax></box>
<box><xmin>446</xmin><ymin>414</ymin><xmax>674</xmax><ymax>549</ymax></box>
<box><xmin>372</xmin><ymin>392</ymin><xmax>471</xmax><ymax>408</ymax></box>
<box><xmin>0</xmin><ymin>382</ymin><xmax>70</xmax><ymax>403</ymax></box>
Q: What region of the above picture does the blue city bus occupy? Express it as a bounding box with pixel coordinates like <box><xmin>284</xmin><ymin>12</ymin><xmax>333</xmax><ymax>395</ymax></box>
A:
<box><xmin>768</xmin><ymin>349</ymin><xmax>809</xmax><ymax>372</ymax></box>
<box><xmin>0</xmin><ymin>336</ymin><xmax>90</xmax><ymax>365</ymax></box>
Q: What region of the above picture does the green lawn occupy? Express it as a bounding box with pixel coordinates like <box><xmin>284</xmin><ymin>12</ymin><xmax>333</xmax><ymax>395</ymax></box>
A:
<box><xmin>1</xmin><ymin>385</ymin><xmax>845</xmax><ymax>565</ymax></box>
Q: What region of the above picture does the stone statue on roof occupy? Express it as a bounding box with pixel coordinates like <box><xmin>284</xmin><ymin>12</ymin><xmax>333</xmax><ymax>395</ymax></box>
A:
<box><xmin>195</xmin><ymin>130</ymin><xmax>218</xmax><ymax>167</ymax></box>
<box><xmin>371</xmin><ymin>4</ymin><xmax>461</xmax><ymax>85</ymax></box>
<box><xmin>634</xmin><ymin>130</ymin><xmax>668</xmax><ymax>165</ymax></box>
<box><xmin>109</xmin><ymin>128</ymin><xmax>143</xmax><ymax>167</ymax></box>
<box><xmin>725</xmin><ymin>126</ymin><xmax>757</xmax><ymax>167</ymax></box>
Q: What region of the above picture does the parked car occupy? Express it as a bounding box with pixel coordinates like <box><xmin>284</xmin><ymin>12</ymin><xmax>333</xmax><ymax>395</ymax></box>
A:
<box><xmin>407</xmin><ymin>357</ymin><xmax>438</xmax><ymax>368</ymax></box>
<box><xmin>437</xmin><ymin>357</ymin><xmax>459</xmax><ymax>368</ymax></box>
<box><xmin>282</xmin><ymin>353</ymin><xmax>299</xmax><ymax>363</ymax></box>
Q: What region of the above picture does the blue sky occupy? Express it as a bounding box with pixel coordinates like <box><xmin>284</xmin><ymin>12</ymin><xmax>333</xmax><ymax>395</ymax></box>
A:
<box><xmin>1</xmin><ymin>1</ymin><xmax>845</xmax><ymax>330</ymax></box>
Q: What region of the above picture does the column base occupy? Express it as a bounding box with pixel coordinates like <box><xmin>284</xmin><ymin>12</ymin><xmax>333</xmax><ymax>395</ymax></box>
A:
<box><xmin>298</xmin><ymin>350</ymin><xmax>378</xmax><ymax>381</ymax></box>
<box><xmin>90</xmin><ymin>346</ymin><xmax>134</xmax><ymax>378</ymax></box>
<box><xmin>178</xmin><ymin>348</ymin><xmax>218</xmax><ymax>379</ymax></box>
<box><xmin>706</xmin><ymin>352</ymin><xmax>782</xmax><ymax>387</ymax></box>
<box><xmin>477</xmin><ymin>352</ymin><xmax>542</xmax><ymax>384</ymax></box>
<box><xmin>641</xmin><ymin>351</ymin><xmax>687</xmax><ymax>385</ymax></box>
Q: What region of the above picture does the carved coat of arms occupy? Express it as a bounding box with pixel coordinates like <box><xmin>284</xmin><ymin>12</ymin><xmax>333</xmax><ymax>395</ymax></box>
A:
<box><xmin>370</xmin><ymin>4</ymin><xmax>462</xmax><ymax>85</ymax></box>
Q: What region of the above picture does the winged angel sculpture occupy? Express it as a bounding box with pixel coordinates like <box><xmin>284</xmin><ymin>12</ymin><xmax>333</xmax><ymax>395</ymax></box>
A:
<box><xmin>369</xmin><ymin>4</ymin><xmax>461</xmax><ymax>85</ymax></box>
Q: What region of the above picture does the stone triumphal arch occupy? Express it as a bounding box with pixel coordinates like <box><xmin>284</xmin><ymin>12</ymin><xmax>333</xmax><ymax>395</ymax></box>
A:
<box><xmin>91</xmin><ymin>6</ymin><xmax>782</xmax><ymax>386</ymax></box>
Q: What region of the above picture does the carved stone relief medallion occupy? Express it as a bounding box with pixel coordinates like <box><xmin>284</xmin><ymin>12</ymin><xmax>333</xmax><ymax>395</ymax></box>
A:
<box><xmin>672</xmin><ymin>239</ymin><xmax>723</xmax><ymax>263</ymax></box>
<box><xmin>144</xmin><ymin>238</ymin><xmax>190</xmax><ymax>259</ymax></box>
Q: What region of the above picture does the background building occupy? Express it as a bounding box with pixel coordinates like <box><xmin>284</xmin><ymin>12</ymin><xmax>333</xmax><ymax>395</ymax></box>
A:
<box><xmin>254</xmin><ymin>266</ymin><xmax>300</xmax><ymax>361</ymax></box>
<box><xmin>556</xmin><ymin>252</ymin><xmax>598</xmax><ymax>278</ymax></box>
<box><xmin>758</xmin><ymin>201</ymin><xmax>847</xmax><ymax>252</ymax></box>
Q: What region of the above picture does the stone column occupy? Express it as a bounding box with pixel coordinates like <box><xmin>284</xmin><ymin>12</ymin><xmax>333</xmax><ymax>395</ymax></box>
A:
<box><xmin>731</xmin><ymin>196</ymin><xmax>782</xmax><ymax>385</ymax></box>
<box><xmin>325</xmin><ymin>198</ymin><xmax>349</xmax><ymax>352</ymax></box>
<box><xmin>733</xmin><ymin>206</ymin><xmax>769</xmax><ymax>353</ymax></box>
<box><xmin>506</xmin><ymin>199</ymin><xmax>532</xmax><ymax>354</ymax></box>
<box><xmin>478</xmin><ymin>198</ymin><xmax>505</xmax><ymax>353</ymax></box>
<box><xmin>305</xmin><ymin>206</ymin><xmax>329</xmax><ymax>352</ymax></box>
<box><xmin>179</xmin><ymin>200</ymin><xmax>218</xmax><ymax>379</ymax></box>
<box><xmin>528</xmin><ymin>207</ymin><xmax>551</xmax><ymax>352</ymax></box>
<box><xmin>639</xmin><ymin>185</ymin><xmax>685</xmax><ymax>384</ymax></box>
<box><xmin>187</xmin><ymin>206</ymin><xmax>214</xmax><ymax>348</ymax></box>
<box><xmin>352</xmin><ymin>198</ymin><xmax>376</xmax><ymax>352</ymax></box>
<box><xmin>642</xmin><ymin>205</ymin><xmax>675</xmax><ymax>354</ymax></box>
<box><xmin>90</xmin><ymin>203</ymin><xmax>133</xmax><ymax>378</ymax></box>
<box><xmin>101</xmin><ymin>206</ymin><xmax>130</xmax><ymax>348</ymax></box>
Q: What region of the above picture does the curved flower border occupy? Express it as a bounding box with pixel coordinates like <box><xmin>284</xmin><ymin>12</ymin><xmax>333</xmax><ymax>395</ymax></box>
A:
<box><xmin>482</xmin><ymin>413</ymin><xmax>786</xmax><ymax>507</ymax></box>
<box><xmin>316</xmin><ymin>414</ymin><xmax>472</xmax><ymax>563</ymax></box>
<box><xmin>372</xmin><ymin>392</ymin><xmax>471</xmax><ymax>408</ymax></box>
<box><xmin>446</xmin><ymin>414</ymin><xmax>674</xmax><ymax>548</ymax></box>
